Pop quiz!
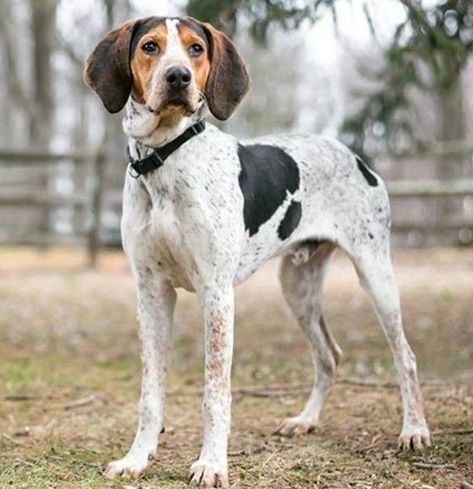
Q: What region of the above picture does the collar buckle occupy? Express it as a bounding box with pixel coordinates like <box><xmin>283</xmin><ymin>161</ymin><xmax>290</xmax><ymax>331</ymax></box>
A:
<box><xmin>128</xmin><ymin>164</ymin><xmax>140</xmax><ymax>179</ymax></box>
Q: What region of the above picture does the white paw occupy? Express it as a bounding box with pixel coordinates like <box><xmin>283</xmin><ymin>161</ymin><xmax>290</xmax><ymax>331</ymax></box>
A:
<box><xmin>398</xmin><ymin>424</ymin><xmax>431</xmax><ymax>451</ymax></box>
<box><xmin>274</xmin><ymin>416</ymin><xmax>317</xmax><ymax>437</ymax></box>
<box><xmin>104</xmin><ymin>453</ymin><xmax>152</xmax><ymax>480</ymax></box>
<box><xmin>189</xmin><ymin>460</ymin><xmax>229</xmax><ymax>488</ymax></box>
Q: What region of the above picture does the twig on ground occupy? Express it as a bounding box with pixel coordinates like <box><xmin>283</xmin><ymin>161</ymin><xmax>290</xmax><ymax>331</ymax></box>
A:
<box><xmin>357</xmin><ymin>434</ymin><xmax>383</xmax><ymax>452</ymax></box>
<box><xmin>338</xmin><ymin>378</ymin><xmax>451</xmax><ymax>389</ymax></box>
<box><xmin>4</xmin><ymin>394</ymin><xmax>39</xmax><ymax>401</ymax></box>
<box><xmin>64</xmin><ymin>395</ymin><xmax>95</xmax><ymax>410</ymax></box>
<box><xmin>2</xmin><ymin>432</ymin><xmax>25</xmax><ymax>445</ymax></box>
<box><xmin>169</xmin><ymin>384</ymin><xmax>311</xmax><ymax>398</ymax></box>
<box><xmin>236</xmin><ymin>388</ymin><xmax>306</xmax><ymax>398</ymax></box>
<box><xmin>412</xmin><ymin>462</ymin><xmax>455</xmax><ymax>470</ymax></box>
<box><xmin>236</xmin><ymin>383</ymin><xmax>310</xmax><ymax>392</ymax></box>
<box><xmin>338</xmin><ymin>378</ymin><xmax>398</xmax><ymax>388</ymax></box>
<box><xmin>432</xmin><ymin>428</ymin><xmax>473</xmax><ymax>436</ymax></box>
<box><xmin>168</xmin><ymin>378</ymin><xmax>455</xmax><ymax>398</ymax></box>
<box><xmin>229</xmin><ymin>441</ymin><xmax>270</xmax><ymax>457</ymax></box>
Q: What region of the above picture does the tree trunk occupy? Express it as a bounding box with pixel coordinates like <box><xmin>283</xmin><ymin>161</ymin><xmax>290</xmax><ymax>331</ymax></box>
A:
<box><xmin>30</xmin><ymin>0</ymin><xmax>57</xmax><ymax>148</ymax></box>
<box><xmin>29</xmin><ymin>0</ymin><xmax>57</xmax><ymax>243</ymax></box>
<box><xmin>435</xmin><ymin>80</ymin><xmax>467</xmax><ymax>240</ymax></box>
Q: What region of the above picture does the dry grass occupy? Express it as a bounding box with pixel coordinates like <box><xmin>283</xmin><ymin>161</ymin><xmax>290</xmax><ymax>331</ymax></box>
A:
<box><xmin>0</xmin><ymin>246</ymin><xmax>472</xmax><ymax>488</ymax></box>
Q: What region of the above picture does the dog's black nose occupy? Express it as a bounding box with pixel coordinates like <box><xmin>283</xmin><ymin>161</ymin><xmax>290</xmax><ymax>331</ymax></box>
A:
<box><xmin>165</xmin><ymin>66</ymin><xmax>191</xmax><ymax>91</ymax></box>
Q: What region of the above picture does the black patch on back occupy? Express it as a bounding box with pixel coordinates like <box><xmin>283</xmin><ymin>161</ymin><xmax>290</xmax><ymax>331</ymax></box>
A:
<box><xmin>277</xmin><ymin>201</ymin><xmax>302</xmax><ymax>240</ymax></box>
<box><xmin>356</xmin><ymin>156</ymin><xmax>378</xmax><ymax>187</ymax></box>
<box><xmin>237</xmin><ymin>144</ymin><xmax>300</xmax><ymax>237</ymax></box>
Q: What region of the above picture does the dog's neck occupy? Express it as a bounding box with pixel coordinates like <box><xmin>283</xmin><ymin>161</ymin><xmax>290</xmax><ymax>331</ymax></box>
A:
<box><xmin>123</xmin><ymin>99</ymin><xmax>207</xmax><ymax>160</ymax></box>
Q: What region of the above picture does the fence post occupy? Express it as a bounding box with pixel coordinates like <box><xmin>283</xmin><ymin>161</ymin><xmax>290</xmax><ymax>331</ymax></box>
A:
<box><xmin>87</xmin><ymin>149</ymin><xmax>105</xmax><ymax>268</ymax></box>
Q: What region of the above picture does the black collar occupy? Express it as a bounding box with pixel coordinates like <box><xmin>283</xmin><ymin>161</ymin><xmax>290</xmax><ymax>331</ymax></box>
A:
<box><xmin>128</xmin><ymin>120</ymin><xmax>206</xmax><ymax>178</ymax></box>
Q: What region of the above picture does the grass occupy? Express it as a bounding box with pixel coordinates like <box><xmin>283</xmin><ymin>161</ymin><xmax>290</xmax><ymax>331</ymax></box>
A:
<box><xmin>0</xmin><ymin>246</ymin><xmax>472</xmax><ymax>488</ymax></box>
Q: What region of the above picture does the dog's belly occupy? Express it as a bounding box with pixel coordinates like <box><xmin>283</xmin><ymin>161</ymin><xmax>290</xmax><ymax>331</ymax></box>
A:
<box><xmin>232</xmin><ymin>205</ymin><xmax>328</xmax><ymax>286</ymax></box>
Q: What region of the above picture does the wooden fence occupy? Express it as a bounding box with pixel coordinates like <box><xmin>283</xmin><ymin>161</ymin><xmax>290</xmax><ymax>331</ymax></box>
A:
<box><xmin>0</xmin><ymin>145</ymin><xmax>472</xmax><ymax>266</ymax></box>
<box><xmin>0</xmin><ymin>149</ymin><xmax>113</xmax><ymax>267</ymax></box>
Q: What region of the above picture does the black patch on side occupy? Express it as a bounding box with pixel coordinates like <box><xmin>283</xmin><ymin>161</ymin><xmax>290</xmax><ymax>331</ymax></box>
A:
<box><xmin>356</xmin><ymin>156</ymin><xmax>378</xmax><ymax>187</ymax></box>
<box><xmin>238</xmin><ymin>144</ymin><xmax>300</xmax><ymax>236</ymax></box>
<box><xmin>277</xmin><ymin>201</ymin><xmax>302</xmax><ymax>240</ymax></box>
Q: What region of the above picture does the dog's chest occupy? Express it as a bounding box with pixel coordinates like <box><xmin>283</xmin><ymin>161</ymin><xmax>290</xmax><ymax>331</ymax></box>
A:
<box><xmin>122</xmin><ymin>146</ymin><xmax>244</xmax><ymax>290</ymax></box>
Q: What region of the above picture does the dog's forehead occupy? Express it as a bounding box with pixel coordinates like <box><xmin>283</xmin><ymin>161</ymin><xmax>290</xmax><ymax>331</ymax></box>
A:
<box><xmin>130</xmin><ymin>16</ymin><xmax>208</xmax><ymax>56</ymax></box>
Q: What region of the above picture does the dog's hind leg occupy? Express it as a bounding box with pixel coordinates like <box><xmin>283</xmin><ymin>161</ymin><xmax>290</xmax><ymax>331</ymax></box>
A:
<box><xmin>347</xmin><ymin>237</ymin><xmax>430</xmax><ymax>450</ymax></box>
<box><xmin>276</xmin><ymin>241</ymin><xmax>341</xmax><ymax>436</ymax></box>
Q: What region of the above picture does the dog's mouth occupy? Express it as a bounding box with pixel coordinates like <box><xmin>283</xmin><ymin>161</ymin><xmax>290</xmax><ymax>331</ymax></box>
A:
<box><xmin>167</xmin><ymin>94</ymin><xmax>190</xmax><ymax>106</ymax></box>
<box><xmin>147</xmin><ymin>93</ymin><xmax>198</xmax><ymax>117</ymax></box>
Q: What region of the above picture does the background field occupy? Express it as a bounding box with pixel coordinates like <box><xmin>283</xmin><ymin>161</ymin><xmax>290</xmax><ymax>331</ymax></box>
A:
<box><xmin>0</xmin><ymin>247</ymin><xmax>472</xmax><ymax>488</ymax></box>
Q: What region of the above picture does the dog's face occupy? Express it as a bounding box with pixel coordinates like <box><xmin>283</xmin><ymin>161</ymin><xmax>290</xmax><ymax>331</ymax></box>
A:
<box><xmin>83</xmin><ymin>17</ymin><xmax>250</xmax><ymax>122</ymax></box>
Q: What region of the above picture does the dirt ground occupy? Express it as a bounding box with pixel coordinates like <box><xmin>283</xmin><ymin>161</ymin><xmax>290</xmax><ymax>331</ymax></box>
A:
<box><xmin>0</xmin><ymin>246</ymin><xmax>472</xmax><ymax>488</ymax></box>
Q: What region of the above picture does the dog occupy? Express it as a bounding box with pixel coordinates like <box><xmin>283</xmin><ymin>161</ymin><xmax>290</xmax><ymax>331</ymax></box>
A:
<box><xmin>83</xmin><ymin>15</ymin><xmax>430</xmax><ymax>488</ymax></box>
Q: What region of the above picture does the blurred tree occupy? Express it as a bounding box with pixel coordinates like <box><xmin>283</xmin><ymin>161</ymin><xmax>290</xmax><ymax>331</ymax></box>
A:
<box><xmin>186</xmin><ymin>0</ymin><xmax>473</xmax><ymax>156</ymax></box>
<box><xmin>224</xmin><ymin>33</ymin><xmax>303</xmax><ymax>136</ymax></box>
<box><xmin>186</xmin><ymin>0</ymin><xmax>337</xmax><ymax>40</ymax></box>
<box><xmin>0</xmin><ymin>1</ymin><xmax>29</xmax><ymax>145</ymax></box>
<box><xmin>57</xmin><ymin>0</ymin><xmax>134</xmax><ymax>153</ymax></box>
<box><xmin>30</xmin><ymin>0</ymin><xmax>57</xmax><ymax>148</ymax></box>
<box><xmin>341</xmin><ymin>0</ymin><xmax>473</xmax><ymax>155</ymax></box>
<box><xmin>0</xmin><ymin>0</ymin><xmax>58</xmax><ymax>148</ymax></box>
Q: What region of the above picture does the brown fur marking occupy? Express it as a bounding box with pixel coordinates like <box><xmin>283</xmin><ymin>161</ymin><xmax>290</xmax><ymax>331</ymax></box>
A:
<box><xmin>177</xmin><ymin>24</ymin><xmax>211</xmax><ymax>93</ymax></box>
<box><xmin>131</xmin><ymin>24</ymin><xmax>168</xmax><ymax>104</ymax></box>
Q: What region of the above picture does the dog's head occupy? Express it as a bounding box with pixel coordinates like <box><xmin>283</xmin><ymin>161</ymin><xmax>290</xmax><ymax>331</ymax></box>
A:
<box><xmin>83</xmin><ymin>16</ymin><xmax>250</xmax><ymax>121</ymax></box>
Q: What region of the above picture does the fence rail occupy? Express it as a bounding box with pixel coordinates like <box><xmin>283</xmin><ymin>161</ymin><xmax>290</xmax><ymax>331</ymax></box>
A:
<box><xmin>387</xmin><ymin>179</ymin><xmax>473</xmax><ymax>197</ymax></box>
<box><xmin>0</xmin><ymin>150</ymin><xmax>90</xmax><ymax>162</ymax></box>
<box><xmin>0</xmin><ymin>149</ymin><xmax>106</xmax><ymax>266</ymax></box>
<box><xmin>1</xmin><ymin>146</ymin><xmax>472</xmax><ymax>265</ymax></box>
<box><xmin>0</xmin><ymin>189</ymin><xmax>89</xmax><ymax>206</ymax></box>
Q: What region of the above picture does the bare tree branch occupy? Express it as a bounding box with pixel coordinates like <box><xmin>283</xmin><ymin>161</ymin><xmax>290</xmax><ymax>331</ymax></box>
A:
<box><xmin>0</xmin><ymin>2</ymin><xmax>32</xmax><ymax>116</ymax></box>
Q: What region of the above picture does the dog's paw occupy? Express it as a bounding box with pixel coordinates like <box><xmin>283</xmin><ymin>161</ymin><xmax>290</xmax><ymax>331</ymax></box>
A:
<box><xmin>104</xmin><ymin>453</ymin><xmax>151</xmax><ymax>480</ymax></box>
<box><xmin>188</xmin><ymin>460</ymin><xmax>229</xmax><ymax>488</ymax></box>
<box><xmin>398</xmin><ymin>425</ymin><xmax>431</xmax><ymax>451</ymax></box>
<box><xmin>274</xmin><ymin>416</ymin><xmax>317</xmax><ymax>437</ymax></box>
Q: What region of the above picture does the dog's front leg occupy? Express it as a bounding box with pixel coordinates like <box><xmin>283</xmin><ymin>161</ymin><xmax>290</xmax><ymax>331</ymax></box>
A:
<box><xmin>105</xmin><ymin>275</ymin><xmax>176</xmax><ymax>480</ymax></box>
<box><xmin>190</xmin><ymin>287</ymin><xmax>234</xmax><ymax>488</ymax></box>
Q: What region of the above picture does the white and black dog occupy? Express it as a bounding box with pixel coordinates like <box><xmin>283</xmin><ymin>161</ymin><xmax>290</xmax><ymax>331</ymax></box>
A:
<box><xmin>84</xmin><ymin>15</ymin><xmax>430</xmax><ymax>488</ymax></box>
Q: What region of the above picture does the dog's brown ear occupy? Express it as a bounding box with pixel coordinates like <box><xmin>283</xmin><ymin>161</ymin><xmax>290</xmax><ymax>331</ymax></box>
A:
<box><xmin>200</xmin><ymin>23</ymin><xmax>250</xmax><ymax>121</ymax></box>
<box><xmin>83</xmin><ymin>20</ymin><xmax>136</xmax><ymax>114</ymax></box>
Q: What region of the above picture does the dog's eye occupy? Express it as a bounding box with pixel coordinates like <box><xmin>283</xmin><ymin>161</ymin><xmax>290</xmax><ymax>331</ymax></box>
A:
<box><xmin>189</xmin><ymin>43</ymin><xmax>204</xmax><ymax>57</ymax></box>
<box><xmin>142</xmin><ymin>41</ymin><xmax>159</xmax><ymax>54</ymax></box>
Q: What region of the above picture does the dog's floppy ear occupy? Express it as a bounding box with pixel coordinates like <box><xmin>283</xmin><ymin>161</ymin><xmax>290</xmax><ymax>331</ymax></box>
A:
<box><xmin>83</xmin><ymin>20</ymin><xmax>136</xmax><ymax>114</ymax></box>
<box><xmin>200</xmin><ymin>22</ymin><xmax>250</xmax><ymax>121</ymax></box>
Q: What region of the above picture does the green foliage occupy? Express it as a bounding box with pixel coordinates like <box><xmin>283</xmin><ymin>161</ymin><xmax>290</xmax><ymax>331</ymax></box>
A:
<box><xmin>341</xmin><ymin>0</ymin><xmax>473</xmax><ymax>155</ymax></box>
<box><xmin>186</xmin><ymin>0</ymin><xmax>338</xmax><ymax>40</ymax></box>
<box><xmin>185</xmin><ymin>0</ymin><xmax>473</xmax><ymax>154</ymax></box>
